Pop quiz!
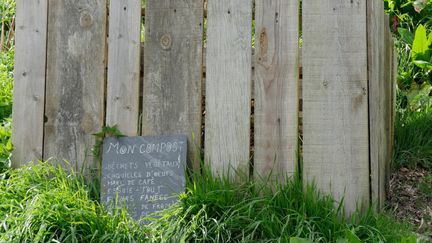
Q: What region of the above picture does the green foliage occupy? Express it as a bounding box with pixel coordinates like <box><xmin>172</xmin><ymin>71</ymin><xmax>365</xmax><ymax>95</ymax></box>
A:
<box><xmin>0</xmin><ymin>0</ymin><xmax>16</xmax><ymax>50</ymax></box>
<box><xmin>394</xmin><ymin>105</ymin><xmax>432</xmax><ymax>169</ymax></box>
<box><xmin>0</xmin><ymin>118</ymin><xmax>12</xmax><ymax>173</ymax></box>
<box><xmin>92</xmin><ymin>125</ymin><xmax>125</xmax><ymax>161</ymax></box>
<box><xmin>0</xmin><ymin>162</ymin><xmax>148</xmax><ymax>242</ymax></box>
<box><xmin>147</xmin><ymin>168</ymin><xmax>416</xmax><ymax>242</ymax></box>
<box><xmin>0</xmin><ymin>48</ymin><xmax>13</xmax><ymax>122</ymax></box>
<box><xmin>385</xmin><ymin>0</ymin><xmax>432</xmax><ymax>29</ymax></box>
<box><xmin>0</xmin><ymin>163</ymin><xmax>416</xmax><ymax>242</ymax></box>
<box><xmin>385</xmin><ymin>1</ymin><xmax>432</xmax><ymax>118</ymax></box>
<box><xmin>411</xmin><ymin>24</ymin><xmax>432</xmax><ymax>69</ymax></box>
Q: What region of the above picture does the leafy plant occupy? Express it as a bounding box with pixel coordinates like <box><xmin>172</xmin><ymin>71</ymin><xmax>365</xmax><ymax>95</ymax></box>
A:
<box><xmin>411</xmin><ymin>24</ymin><xmax>432</xmax><ymax>69</ymax></box>
<box><xmin>0</xmin><ymin>0</ymin><xmax>15</xmax><ymax>51</ymax></box>
<box><xmin>0</xmin><ymin>118</ymin><xmax>12</xmax><ymax>173</ymax></box>
<box><xmin>385</xmin><ymin>1</ymin><xmax>432</xmax><ymax>104</ymax></box>
<box><xmin>385</xmin><ymin>0</ymin><xmax>432</xmax><ymax>30</ymax></box>
<box><xmin>92</xmin><ymin>125</ymin><xmax>125</xmax><ymax>162</ymax></box>
<box><xmin>0</xmin><ymin>48</ymin><xmax>13</xmax><ymax>122</ymax></box>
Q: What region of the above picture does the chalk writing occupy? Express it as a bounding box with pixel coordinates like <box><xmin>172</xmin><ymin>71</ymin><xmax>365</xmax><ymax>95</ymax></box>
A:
<box><xmin>100</xmin><ymin>135</ymin><xmax>187</xmax><ymax>221</ymax></box>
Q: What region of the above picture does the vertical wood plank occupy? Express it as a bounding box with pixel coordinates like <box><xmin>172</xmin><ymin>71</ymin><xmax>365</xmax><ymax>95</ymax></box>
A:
<box><xmin>368</xmin><ymin>0</ymin><xmax>386</xmax><ymax>208</ymax></box>
<box><xmin>391</xmin><ymin>36</ymin><xmax>397</xmax><ymax>166</ymax></box>
<box><xmin>253</xmin><ymin>0</ymin><xmax>299</xmax><ymax>179</ymax></box>
<box><xmin>142</xmin><ymin>0</ymin><xmax>204</xmax><ymax>170</ymax></box>
<box><xmin>380</xmin><ymin>24</ymin><xmax>391</xmax><ymax>208</ymax></box>
<box><xmin>384</xmin><ymin>24</ymin><xmax>394</xmax><ymax>200</ymax></box>
<box><xmin>12</xmin><ymin>0</ymin><xmax>48</xmax><ymax>167</ymax></box>
<box><xmin>390</xmin><ymin>37</ymin><xmax>397</xmax><ymax>186</ymax></box>
<box><xmin>205</xmin><ymin>0</ymin><xmax>252</xmax><ymax>177</ymax></box>
<box><xmin>44</xmin><ymin>0</ymin><xmax>107</xmax><ymax>170</ymax></box>
<box><xmin>106</xmin><ymin>0</ymin><xmax>141</xmax><ymax>136</ymax></box>
<box><xmin>303</xmin><ymin>0</ymin><xmax>369</xmax><ymax>214</ymax></box>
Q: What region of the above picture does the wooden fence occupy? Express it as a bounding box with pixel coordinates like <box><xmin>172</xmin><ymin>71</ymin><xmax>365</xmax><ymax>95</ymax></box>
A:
<box><xmin>12</xmin><ymin>0</ymin><xmax>396</xmax><ymax>214</ymax></box>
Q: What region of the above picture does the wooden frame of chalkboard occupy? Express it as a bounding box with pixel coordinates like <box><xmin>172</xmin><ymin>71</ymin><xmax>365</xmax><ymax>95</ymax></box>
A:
<box><xmin>100</xmin><ymin>134</ymin><xmax>187</xmax><ymax>220</ymax></box>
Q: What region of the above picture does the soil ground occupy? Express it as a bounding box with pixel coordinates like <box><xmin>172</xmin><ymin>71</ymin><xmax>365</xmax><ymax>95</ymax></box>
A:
<box><xmin>387</xmin><ymin>167</ymin><xmax>432</xmax><ymax>240</ymax></box>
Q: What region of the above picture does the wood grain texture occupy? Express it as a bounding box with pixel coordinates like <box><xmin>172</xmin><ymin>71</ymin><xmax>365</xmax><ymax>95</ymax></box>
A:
<box><xmin>367</xmin><ymin>0</ymin><xmax>386</xmax><ymax>208</ymax></box>
<box><xmin>106</xmin><ymin>0</ymin><xmax>141</xmax><ymax>136</ymax></box>
<box><xmin>383</xmin><ymin>24</ymin><xmax>395</xmax><ymax>204</ymax></box>
<box><xmin>205</xmin><ymin>0</ymin><xmax>252</xmax><ymax>177</ymax></box>
<box><xmin>44</xmin><ymin>0</ymin><xmax>107</xmax><ymax>170</ymax></box>
<box><xmin>142</xmin><ymin>0</ymin><xmax>204</xmax><ymax>170</ymax></box>
<box><xmin>253</xmin><ymin>0</ymin><xmax>299</xmax><ymax>180</ymax></box>
<box><xmin>302</xmin><ymin>0</ymin><xmax>369</xmax><ymax>214</ymax></box>
<box><xmin>12</xmin><ymin>0</ymin><xmax>48</xmax><ymax>167</ymax></box>
<box><xmin>391</xmin><ymin>38</ymin><xmax>397</xmax><ymax>179</ymax></box>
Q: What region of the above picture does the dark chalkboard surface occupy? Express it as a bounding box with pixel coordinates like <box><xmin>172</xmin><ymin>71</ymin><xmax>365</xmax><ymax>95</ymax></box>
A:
<box><xmin>100</xmin><ymin>135</ymin><xmax>187</xmax><ymax>220</ymax></box>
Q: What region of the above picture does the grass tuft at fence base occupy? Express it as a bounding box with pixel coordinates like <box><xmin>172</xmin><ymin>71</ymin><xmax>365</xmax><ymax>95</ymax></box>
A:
<box><xmin>0</xmin><ymin>161</ymin><xmax>416</xmax><ymax>242</ymax></box>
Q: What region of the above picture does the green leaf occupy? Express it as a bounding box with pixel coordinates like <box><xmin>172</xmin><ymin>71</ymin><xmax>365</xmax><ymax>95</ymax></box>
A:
<box><xmin>400</xmin><ymin>235</ymin><xmax>418</xmax><ymax>243</ymax></box>
<box><xmin>290</xmin><ymin>237</ymin><xmax>313</xmax><ymax>243</ymax></box>
<box><xmin>398</xmin><ymin>28</ymin><xmax>414</xmax><ymax>45</ymax></box>
<box><xmin>412</xmin><ymin>24</ymin><xmax>428</xmax><ymax>58</ymax></box>
<box><xmin>336</xmin><ymin>239</ymin><xmax>348</xmax><ymax>243</ymax></box>
<box><xmin>428</xmin><ymin>31</ymin><xmax>432</xmax><ymax>47</ymax></box>
<box><xmin>413</xmin><ymin>60</ymin><xmax>432</xmax><ymax>69</ymax></box>
<box><xmin>345</xmin><ymin>230</ymin><xmax>361</xmax><ymax>243</ymax></box>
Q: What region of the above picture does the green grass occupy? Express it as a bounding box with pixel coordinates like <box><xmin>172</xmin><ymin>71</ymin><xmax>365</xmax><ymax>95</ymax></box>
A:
<box><xmin>148</xmin><ymin>168</ymin><xmax>416</xmax><ymax>242</ymax></box>
<box><xmin>0</xmin><ymin>162</ymin><xmax>148</xmax><ymax>242</ymax></box>
<box><xmin>394</xmin><ymin>106</ymin><xmax>432</xmax><ymax>169</ymax></box>
<box><xmin>0</xmin><ymin>162</ymin><xmax>417</xmax><ymax>242</ymax></box>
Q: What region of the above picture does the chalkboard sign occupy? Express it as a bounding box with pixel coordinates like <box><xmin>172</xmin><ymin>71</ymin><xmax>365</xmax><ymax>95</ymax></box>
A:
<box><xmin>100</xmin><ymin>135</ymin><xmax>187</xmax><ymax>220</ymax></box>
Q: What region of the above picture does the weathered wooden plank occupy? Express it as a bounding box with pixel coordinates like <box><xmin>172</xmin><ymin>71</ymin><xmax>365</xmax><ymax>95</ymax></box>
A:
<box><xmin>12</xmin><ymin>0</ymin><xmax>48</xmax><ymax>167</ymax></box>
<box><xmin>205</xmin><ymin>0</ymin><xmax>252</xmax><ymax>177</ymax></box>
<box><xmin>390</xmin><ymin>36</ymin><xmax>397</xmax><ymax>186</ymax></box>
<box><xmin>253</xmin><ymin>0</ymin><xmax>299</xmax><ymax>180</ymax></box>
<box><xmin>44</xmin><ymin>0</ymin><xmax>107</xmax><ymax>170</ymax></box>
<box><xmin>391</xmin><ymin>34</ymin><xmax>397</xmax><ymax>166</ymax></box>
<box><xmin>142</xmin><ymin>0</ymin><xmax>204</xmax><ymax>171</ymax></box>
<box><xmin>106</xmin><ymin>0</ymin><xmax>141</xmax><ymax>136</ymax></box>
<box><xmin>368</xmin><ymin>0</ymin><xmax>386</xmax><ymax>208</ymax></box>
<box><xmin>303</xmin><ymin>0</ymin><xmax>369</xmax><ymax>214</ymax></box>
<box><xmin>383</xmin><ymin>24</ymin><xmax>394</xmax><ymax>202</ymax></box>
<box><xmin>381</xmin><ymin>24</ymin><xmax>392</xmax><ymax>208</ymax></box>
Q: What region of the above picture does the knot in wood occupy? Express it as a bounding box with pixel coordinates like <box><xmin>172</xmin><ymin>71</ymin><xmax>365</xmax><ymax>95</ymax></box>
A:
<box><xmin>160</xmin><ymin>34</ymin><xmax>172</xmax><ymax>50</ymax></box>
<box><xmin>80</xmin><ymin>11</ymin><xmax>93</xmax><ymax>28</ymax></box>
<box><xmin>323</xmin><ymin>80</ymin><xmax>329</xmax><ymax>88</ymax></box>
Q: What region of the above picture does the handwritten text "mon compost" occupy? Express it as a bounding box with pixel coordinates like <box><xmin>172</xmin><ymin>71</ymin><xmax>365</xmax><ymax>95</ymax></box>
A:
<box><xmin>106</xmin><ymin>141</ymin><xmax>185</xmax><ymax>155</ymax></box>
